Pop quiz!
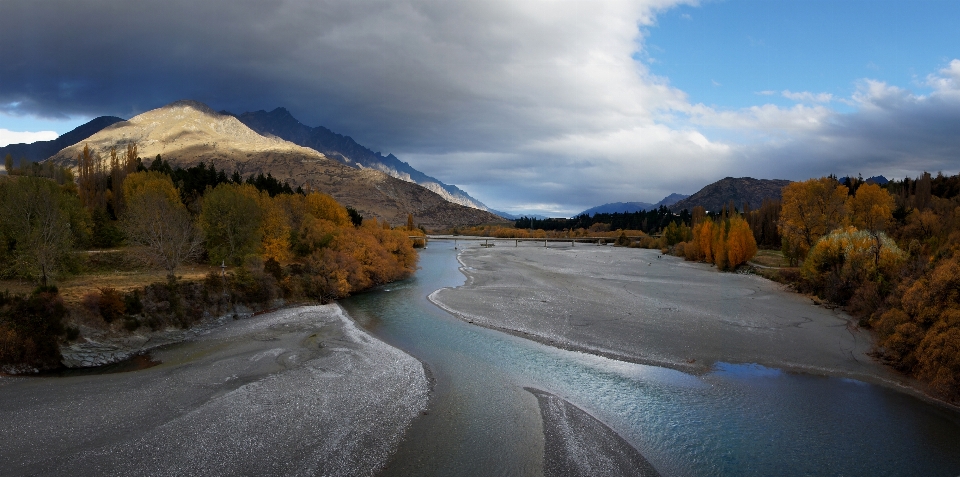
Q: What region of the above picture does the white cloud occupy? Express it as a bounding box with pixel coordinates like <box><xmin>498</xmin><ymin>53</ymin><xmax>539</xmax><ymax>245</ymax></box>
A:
<box><xmin>781</xmin><ymin>90</ymin><xmax>834</xmax><ymax>103</ymax></box>
<box><xmin>926</xmin><ymin>59</ymin><xmax>960</xmax><ymax>96</ymax></box>
<box><xmin>0</xmin><ymin>129</ymin><xmax>57</xmax><ymax>148</ymax></box>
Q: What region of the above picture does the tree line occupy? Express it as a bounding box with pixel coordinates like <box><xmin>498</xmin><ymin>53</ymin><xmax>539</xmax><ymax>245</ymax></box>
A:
<box><xmin>744</xmin><ymin>173</ymin><xmax>960</xmax><ymax>401</ymax></box>
<box><xmin>515</xmin><ymin>206</ymin><xmax>693</xmax><ymax>235</ymax></box>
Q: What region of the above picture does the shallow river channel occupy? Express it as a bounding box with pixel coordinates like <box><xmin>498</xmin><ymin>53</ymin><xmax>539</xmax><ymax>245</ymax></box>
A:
<box><xmin>344</xmin><ymin>242</ymin><xmax>960</xmax><ymax>476</ymax></box>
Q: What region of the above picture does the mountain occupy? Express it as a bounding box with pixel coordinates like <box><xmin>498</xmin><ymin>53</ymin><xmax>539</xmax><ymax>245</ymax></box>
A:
<box><xmin>578</xmin><ymin>201</ymin><xmax>655</xmax><ymax>216</ymax></box>
<box><xmin>0</xmin><ymin>116</ymin><xmax>124</xmax><ymax>164</ymax></box>
<box><xmin>841</xmin><ymin>175</ymin><xmax>890</xmax><ymax>186</ymax></box>
<box><xmin>48</xmin><ymin>100</ymin><xmax>503</xmax><ymax>228</ymax></box>
<box><xmin>668</xmin><ymin>177</ymin><xmax>791</xmax><ymax>213</ymax></box>
<box><xmin>656</xmin><ymin>193</ymin><xmax>690</xmax><ymax>207</ymax></box>
<box><xmin>229</xmin><ymin>108</ymin><xmax>490</xmax><ymax>211</ymax></box>
<box><xmin>577</xmin><ymin>193</ymin><xmax>690</xmax><ymax>216</ymax></box>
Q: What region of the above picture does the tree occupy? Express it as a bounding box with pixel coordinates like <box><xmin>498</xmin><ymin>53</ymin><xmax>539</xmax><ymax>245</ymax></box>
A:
<box><xmin>304</xmin><ymin>192</ymin><xmax>351</xmax><ymax>227</ymax></box>
<box><xmin>0</xmin><ymin>177</ymin><xmax>76</xmax><ymax>285</ymax></box>
<box><xmin>725</xmin><ymin>215</ymin><xmax>758</xmax><ymax>269</ymax></box>
<box><xmin>849</xmin><ymin>183</ymin><xmax>894</xmax><ymax>233</ymax></box>
<box><xmin>200</xmin><ymin>183</ymin><xmax>264</xmax><ymax>265</ymax></box>
<box><xmin>347</xmin><ymin>207</ymin><xmax>363</xmax><ymax>227</ymax></box>
<box><xmin>108</xmin><ymin>142</ymin><xmax>140</xmax><ymax>216</ymax></box>
<box><xmin>407</xmin><ymin>213</ymin><xmax>415</xmax><ymax>231</ymax></box>
<box><xmin>3</xmin><ymin>154</ymin><xmax>12</xmax><ymax>174</ymax></box>
<box><xmin>259</xmin><ymin>193</ymin><xmax>292</xmax><ymax>263</ymax></box>
<box><xmin>77</xmin><ymin>144</ymin><xmax>107</xmax><ymax>211</ymax></box>
<box><xmin>122</xmin><ymin>172</ymin><xmax>202</xmax><ymax>278</ymax></box>
<box><xmin>778</xmin><ymin>177</ymin><xmax>849</xmax><ymax>264</ymax></box>
<box><xmin>849</xmin><ymin>182</ymin><xmax>895</xmax><ymax>267</ymax></box>
<box><xmin>801</xmin><ymin>226</ymin><xmax>905</xmax><ymax>303</ymax></box>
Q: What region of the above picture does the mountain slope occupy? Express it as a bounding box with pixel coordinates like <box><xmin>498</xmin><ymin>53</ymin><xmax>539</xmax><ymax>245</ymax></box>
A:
<box><xmin>1</xmin><ymin>116</ymin><xmax>124</xmax><ymax>164</ymax></box>
<box><xmin>578</xmin><ymin>201</ymin><xmax>655</xmax><ymax>216</ymax></box>
<box><xmin>577</xmin><ymin>193</ymin><xmax>689</xmax><ymax>216</ymax></box>
<box><xmin>669</xmin><ymin>177</ymin><xmax>791</xmax><ymax>213</ymax></box>
<box><xmin>230</xmin><ymin>108</ymin><xmax>490</xmax><ymax>211</ymax></box>
<box><xmin>48</xmin><ymin>100</ymin><xmax>502</xmax><ymax>228</ymax></box>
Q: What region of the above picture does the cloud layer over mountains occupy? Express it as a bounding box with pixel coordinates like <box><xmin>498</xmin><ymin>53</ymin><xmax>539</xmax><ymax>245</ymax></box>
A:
<box><xmin>2</xmin><ymin>0</ymin><xmax>959</xmax><ymax>215</ymax></box>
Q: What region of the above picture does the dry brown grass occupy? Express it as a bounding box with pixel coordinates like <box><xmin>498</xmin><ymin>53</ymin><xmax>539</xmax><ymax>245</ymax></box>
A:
<box><xmin>0</xmin><ymin>263</ymin><xmax>219</xmax><ymax>308</ymax></box>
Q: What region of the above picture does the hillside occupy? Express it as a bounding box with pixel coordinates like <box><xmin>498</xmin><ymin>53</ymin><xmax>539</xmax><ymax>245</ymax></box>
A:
<box><xmin>48</xmin><ymin>100</ymin><xmax>503</xmax><ymax>228</ymax></box>
<box><xmin>669</xmin><ymin>177</ymin><xmax>791</xmax><ymax>213</ymax></box>
<box><xmin>231</xmin><ymin>108</ymin><xmax>490</xmax><ymax>211</ymax></box>
<box><xmin>577</xmin><ymin>193</ymin><xmax>689</xmax><ymax>216</ymax></box>
<box><xmin>0</xmin><ymin>116</ymin><xmax>124</xmax><ymax>164</ymax></box>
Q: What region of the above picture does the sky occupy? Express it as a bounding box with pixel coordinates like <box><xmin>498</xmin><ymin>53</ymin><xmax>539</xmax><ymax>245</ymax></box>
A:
<box><xmin>2</xmin><ymin>0</ymin><xmax>959</xmax><ymax>217</ymax></box>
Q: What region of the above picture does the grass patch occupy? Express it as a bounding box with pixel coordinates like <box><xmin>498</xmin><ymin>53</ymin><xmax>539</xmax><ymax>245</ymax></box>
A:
<box><xmin>750</xmin><ymin>249</ymin><xmax>791</xmax><ymax>268</ymax></box>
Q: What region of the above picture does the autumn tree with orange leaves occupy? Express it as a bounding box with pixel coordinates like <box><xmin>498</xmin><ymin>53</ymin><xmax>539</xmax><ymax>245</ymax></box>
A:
<box><xmin>778</xmin><ymin>177</ymin><xmax>849</xmax><ymax>265</ymax></box>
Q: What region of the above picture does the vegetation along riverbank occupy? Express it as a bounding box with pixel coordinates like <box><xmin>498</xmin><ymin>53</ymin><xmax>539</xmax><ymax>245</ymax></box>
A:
<box><xmin>0</xmin><ymin>148</ymin><xmax>420</xmax><ymax>373</ymax></box>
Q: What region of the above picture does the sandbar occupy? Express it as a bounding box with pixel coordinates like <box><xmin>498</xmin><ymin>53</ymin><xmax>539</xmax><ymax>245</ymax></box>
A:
<box><xmin>431</xmin><ymin>245</ymin><xmax>908</xmax><ymax>388</ymax></box>
<box><xmin>0</xmin><ymin>305</ymin><xmax>428</xmax><ymax>476</ymax></box>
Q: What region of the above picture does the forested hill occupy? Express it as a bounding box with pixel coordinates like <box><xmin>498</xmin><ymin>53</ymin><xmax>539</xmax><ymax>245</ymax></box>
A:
<box><xmin>0</xmin><ymin>116</ymin><xmax>124</xmax><ymax>164</ymax></box>
<box><xmin>669</xmin><ymin>177</ymin><xmax>791</xmax><ymax>213</ymax></box>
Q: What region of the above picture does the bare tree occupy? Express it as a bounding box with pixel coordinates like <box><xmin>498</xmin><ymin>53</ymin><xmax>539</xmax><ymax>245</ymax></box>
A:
<box><xmin>122</xmin><ymin>190</ymin><xmax>203</xmax><ymax>278</ymax></box>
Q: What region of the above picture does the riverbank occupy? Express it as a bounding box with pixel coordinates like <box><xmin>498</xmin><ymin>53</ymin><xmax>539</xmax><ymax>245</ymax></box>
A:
<box><xmin>431</xmin><ymin>245</ymin><xmax>917</xmax><ymax>394</ymax></box>
<box><xmin>0</xmin><ymin>304</ymin><xmax>428</xmax><ymax>476</ymax></box>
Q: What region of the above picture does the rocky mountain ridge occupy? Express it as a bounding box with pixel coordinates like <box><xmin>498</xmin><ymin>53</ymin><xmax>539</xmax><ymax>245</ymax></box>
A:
<box><xmin>230</xmin><ymin>107</ymin><xmax>490</xmax><ymax>211</ymax></box>
<box><xmin>48</xmin><ymin>100</ymin><xmax>503</xmax><ymax>228</ymax></box>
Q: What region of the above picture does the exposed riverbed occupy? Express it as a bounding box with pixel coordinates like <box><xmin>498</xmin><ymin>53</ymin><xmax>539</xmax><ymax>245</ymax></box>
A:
<box><xmin>0</xmin><ymin>305</ymin><xmax>428</xmax><ymax>476</ymax></box>
<box><xmin>349</xmin><ymin>241</ymin><xmax>960</xmax><ymax>476</ymax></box>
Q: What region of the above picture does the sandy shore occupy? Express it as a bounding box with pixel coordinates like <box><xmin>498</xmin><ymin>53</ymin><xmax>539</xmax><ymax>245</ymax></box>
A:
<box><xmin>431</xmin><ymin>245</ymin><xmax>910</xmax><ymax>389</ymax></box>
<box><xmin>0</xmin><ymin>305</ymin><xmax>428</xmax><ymax>476</ymax></box>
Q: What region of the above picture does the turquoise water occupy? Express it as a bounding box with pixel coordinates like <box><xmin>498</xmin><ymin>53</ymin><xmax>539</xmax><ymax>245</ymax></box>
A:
<box><xmin>344</xmin><ymin>244</ymin><xmax>960</xmax><ymax>476</ymax></box>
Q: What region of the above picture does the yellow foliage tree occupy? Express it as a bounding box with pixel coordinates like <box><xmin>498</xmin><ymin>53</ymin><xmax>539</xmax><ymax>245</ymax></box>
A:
<box><xmin>304</xmin><ymin>192</ymin><xmax>351</xmax><ymax>227</ymax></box>
<box><xmin>801</xmin><ymin>226</ymin><xmax>906</xmax><ymax>302</ymax></box>
<box><xmin>778</xmin><ymin>177</ymin><xmax>849</xmax><ymax>264</ymax></box>
<box><xmin>725</xmin><ymin>215</ymin><xmax>758</xmax><ymax>269</ymax></box>
<box><xmin>259</xmin><ymin>193</ymin><xmax>292</xmax><ymax>263</ymax></box>
<box><xmin>123</xmin><ymin>171</ymin><xmax>182</xmax><ymax>207</ymax></box>
<box><xmin>849</xmin><ymin>183</ymin><xmax>894</xmax><ymax>233</ymax></box>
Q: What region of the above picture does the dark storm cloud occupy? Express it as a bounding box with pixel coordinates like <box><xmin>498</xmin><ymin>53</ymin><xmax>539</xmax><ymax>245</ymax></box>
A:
<box><xmin>0</xmin><ymin>0</ymin><xmax>679</xmax><ymax>152</ymax></box>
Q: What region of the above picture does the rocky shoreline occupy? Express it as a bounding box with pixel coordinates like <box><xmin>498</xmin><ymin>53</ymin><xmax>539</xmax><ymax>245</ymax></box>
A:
<box><xmin>57</xmin><ymin>303</ymin><xmax>259</xmax><ymax>369</ymax></box>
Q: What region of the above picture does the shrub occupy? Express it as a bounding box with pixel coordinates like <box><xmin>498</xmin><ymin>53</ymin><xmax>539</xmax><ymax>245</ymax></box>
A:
<box><xmin>97</xmin><ymin>287</ymin><xmax>126</xmax><ymax>323</ymax></box>
<box><xmin>615</xmin><ymin>231</ymin><xmax>630</xmax><ymax>247</ymax></box>
<box><xmin>0</xmin><ymin>287</ymin><xmax>68</xmax><ymax>370</ymax></box>
<box><xmin>124</xmin><ymin>289</ymin><xmax>144</xmax><ymax>316</ymax></box>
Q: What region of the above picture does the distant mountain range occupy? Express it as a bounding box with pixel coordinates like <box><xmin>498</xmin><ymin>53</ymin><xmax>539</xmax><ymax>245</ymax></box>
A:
<box><xmin>228</xmin><ymin>108</ymin><xmax>493</xmax><ymax>213</ymax></box>
<box><xmin>842</xmin><ymin>175</ymin><xmax>889</xmax><ymax>185</ymax></box>
<box><xmin>577</xmin><ymin>193</ymin><xmax>689</xmax><ymax>216</ymax></box>
<box><xmin>669</xmin><ymin>177</ymin><xmax>791</xmax><ymax>213</ymax></box>
<box><xmin>47</xmin><ymin>100</ymin><xmax>502</xmax><ymax>228</ymax></box>
<box><xmin>1</xmin><ymin>116</ymin><xmax>124</xmax><ymax>164</ymax></box>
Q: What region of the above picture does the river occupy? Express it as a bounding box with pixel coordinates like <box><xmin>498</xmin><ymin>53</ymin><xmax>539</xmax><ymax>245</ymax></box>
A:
<box><xmin>344</xmin><ymin>242</ymin><xmax>960</xmax><ymax>476</ymax></box>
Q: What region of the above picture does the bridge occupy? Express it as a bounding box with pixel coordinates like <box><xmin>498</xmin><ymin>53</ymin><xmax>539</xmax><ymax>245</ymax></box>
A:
<box><xmin>408</xmin><ymin>235</ymin><xmax>648</xmax><ymax>248</ymax></box>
